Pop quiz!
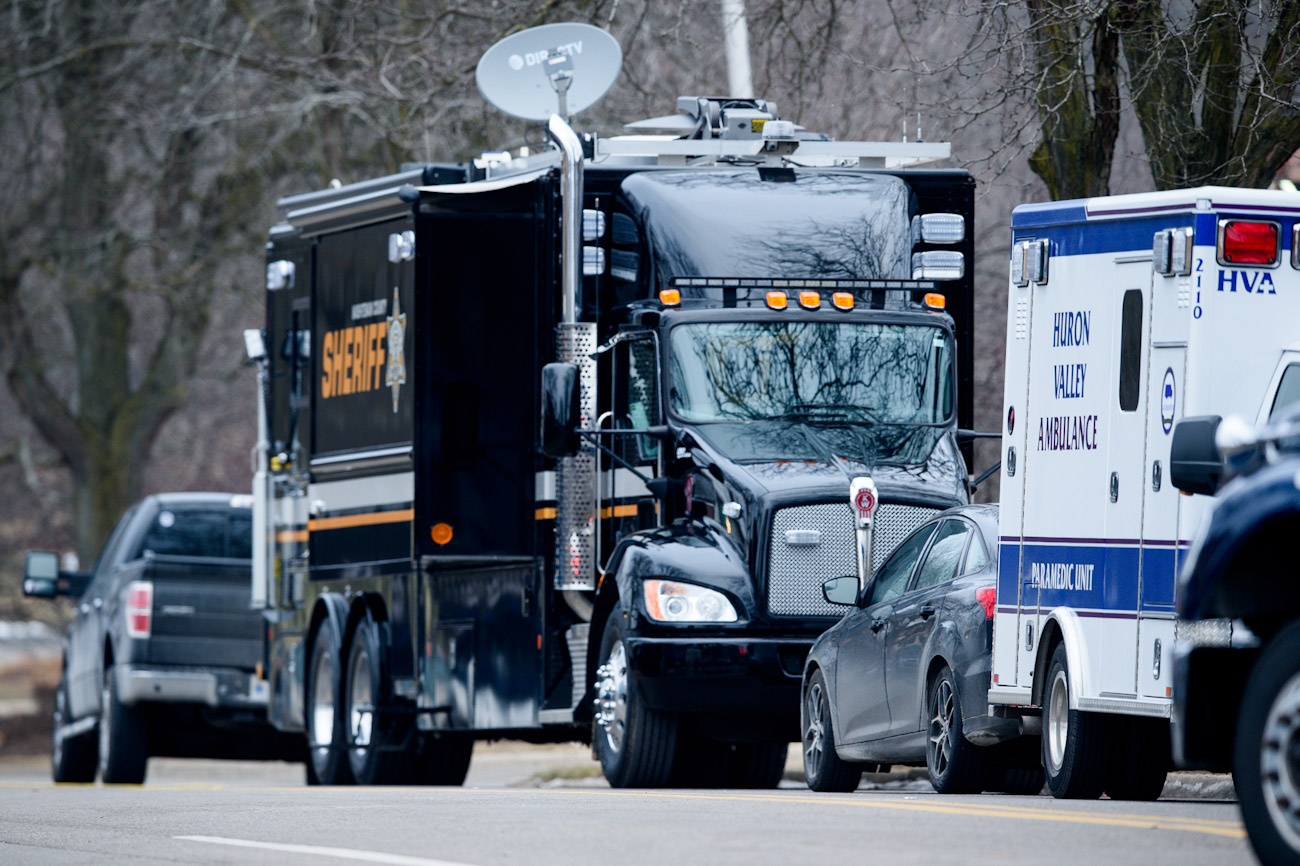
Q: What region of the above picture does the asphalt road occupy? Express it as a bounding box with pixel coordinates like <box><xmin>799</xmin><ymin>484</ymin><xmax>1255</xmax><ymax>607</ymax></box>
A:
<box><xmin>0</xmin><ymin>747</ymin><xmax>1255</xmax><ymax>866</ymax></box>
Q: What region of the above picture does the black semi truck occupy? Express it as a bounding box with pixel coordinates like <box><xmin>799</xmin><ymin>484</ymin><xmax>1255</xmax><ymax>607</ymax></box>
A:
<box><xmin>248</xmin><ymin>88</ymin><xmax>980</xmax><ymax>787</ymax></box>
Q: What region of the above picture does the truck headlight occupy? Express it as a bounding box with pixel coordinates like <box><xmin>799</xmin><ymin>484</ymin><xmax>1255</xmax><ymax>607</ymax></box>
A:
<box><xmin>643</xmin><ymin>579</ymin><xmax>739</xmax><ymax>623</ymax></box>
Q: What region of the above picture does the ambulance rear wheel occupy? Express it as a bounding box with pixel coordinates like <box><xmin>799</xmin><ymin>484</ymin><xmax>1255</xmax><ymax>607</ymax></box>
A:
<box><xmin>1233</xmin><ymin>621</ymin><xmax>1300</xmax><ymax>866</ymax></box>
<box><xmin>1042</xmin><ymin>643</ymin><xmax>1107</xmax><ymax>799</ymax></box>
<box><xmin>306</xmin><ymin>616</ymin><xmax>353</xmax><ymax>785</ymax></box>
<box><xmin>345</xmin><ymin>613</ymin><xmax>408</xmax><ymax>785</ymax></box>
<box><xmin>593</xmin><ymin>605</ymin><xmax>679</xmax><ymax>788</ymax></box>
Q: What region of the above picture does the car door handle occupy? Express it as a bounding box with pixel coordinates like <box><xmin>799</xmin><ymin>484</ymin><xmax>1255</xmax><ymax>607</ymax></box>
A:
<box><xmin>870</xmin><ymin>618</ymin><xmax>887</xmax><ymax>633</ymax></box>
<box><xmin>79</xmin><ymin>603</ymin><xmax>90</xmax><ymax>615</ymax></box>
<box><xmin>92</xmin><ymin>598</ymin><xmax>103</xmax><ymax>609</ymax></box>
<box><xmin>919</xmin><ymin>605</ymin><xmax>936</xmax><ymax>620</ymax></box>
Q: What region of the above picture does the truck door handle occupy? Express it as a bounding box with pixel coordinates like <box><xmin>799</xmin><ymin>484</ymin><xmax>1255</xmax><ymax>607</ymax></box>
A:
<box><xmin>919</xmin><ymin>605</ymin><xmax>936</xmax><ymax>620</ymax></box>
<box><xmin>870</xmin><ymin>618</ymin><xmax>886</xmax><ymax>633</ymax></box>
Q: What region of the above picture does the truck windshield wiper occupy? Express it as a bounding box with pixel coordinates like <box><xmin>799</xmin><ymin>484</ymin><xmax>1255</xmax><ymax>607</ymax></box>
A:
<box><xmin>773</xmin><ymin>403</ymin><xmax>880</xmax><ymax>423</ymax></box>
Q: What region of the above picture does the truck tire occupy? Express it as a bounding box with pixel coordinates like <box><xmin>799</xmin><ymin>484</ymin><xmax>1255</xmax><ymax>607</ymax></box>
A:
<box><xmin>344</xmin><ymin>613</ymin><xmax>408</xmax><ymax>785</ymax></box>
<box><xmin>306</xmin><ymin>616</ymin><xmax>354</xmax><ymax>785</ymax></box>
<box><xmin>410</xmin><ymin>733</ymin><xmax>474</xmax><ymax>786</ymax></box>
<box><xmin>668</xmin><ymin>728</ymin><xmax>785</xmax><ymax>789</ymax></box>
<box><xmin>926</xmin><ymin>665</ymin><xmax>989</xmax><ymax>794</ymax></box>
<box><xmin>802</xmin><ymin>668</ymin><xmax>862</xmax><ymax>793</ymax></box>
<box><xmin>1105</xmin><ymin>716</ymin><xmax>1169</xmax><ymax>801</ymax></box>
<box><xmin>726</xmin><ymin>742</ymin><xmax>788</xmax><ymax>789</ymax></box>
<box><xmin>51</xmin><ymin>677</ymin><xmax>96</xmax><ymax>783</ymax></box>
<box><xmin>593</xmin><ymin>605</ymin><xmax>678</xmax><ymax>788</ymax></box>
<box><xmin>1233</xmin><ymin>620</ymin><xmax>1300</xmax><ymax>866</ymax></box>
<box><xmin>98</xmin><ymin>665</ymin><xmax>147</xmax><ymax>784</ymax></box>
<box><xmin>1042</xmin><ymin>643</ymin><xmax>1107</xmax><ymax>799</ymax></box>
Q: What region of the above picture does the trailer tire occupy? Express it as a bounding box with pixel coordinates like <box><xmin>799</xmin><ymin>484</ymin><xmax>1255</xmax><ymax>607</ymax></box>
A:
<box><xmin>1104</xmin><ymin>716</ymin><xmax>1168</xmax><ymax>801</ymax></box>
<box><xmin>1233</xmin><ymin>620</ymin><xmax>1300</xmax><ymax>866</ymax></box>
<box><xmin>344</xmin><ymin>613</ymin><xmax>408</xmax><ymax>785</ymax></box>
<box><xmin>98</xmin><ymin>665</ymin><xmax>147</xmax><ymax>784</ymax></box>
<box><xmin>926</xmin><ymin>666</ymin><xmax>989</xmax><ymax>794</ymax></box>
<box><xmin>1042</xmin><ymin>643</ymin><xmax>1107</xmax><ymax>799</ymax></box>
<box><xmin>306</xmin><ymin>616</ymin><xmax>354</xmax><ymax>785</ymax></box>
<box><xmin>802</xmin><ymin>668</ymin><xmax>863</xmax><ymax>793</ymax></box>
<box><xmin>52</xmin><ymin>677</ymin><xmax>96</xmax><ymax>783</ymax></box>
<box><xmin>593</xmin><ymin>605</ymin><xmax>678</xmax><ymax>788</ymax></box>
<box><xmin>411</xmin><ymin>733</ymin><xmax>474</xmax><ymax>786</ymax></box>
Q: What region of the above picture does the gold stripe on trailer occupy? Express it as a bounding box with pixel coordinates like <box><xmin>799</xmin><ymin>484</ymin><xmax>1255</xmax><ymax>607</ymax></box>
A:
<box><xmin>535</xmin><ymin>507</ymin><xmax>558</xmax><ymax>521</ymax></box>
<box><xmin>307</xmin><ymin>509</ymin><xmax>414</xmax><ymax>531</ymax></box>
<box><xmin>275</xmin><ymin>530</ymin><xmax>308</xmax><ymax>543</ymax></box>
<box><xmin>534</xmin><ymin>504</ymin><xmax>639</xmax><ymax>521</ymax></box>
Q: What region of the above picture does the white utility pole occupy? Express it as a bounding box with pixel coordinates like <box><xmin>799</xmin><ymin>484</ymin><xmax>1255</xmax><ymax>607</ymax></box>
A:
<box><xmin>720</xmin><ymin>0</ymin><xmax>754</xmax><ymax>98</ymax></box>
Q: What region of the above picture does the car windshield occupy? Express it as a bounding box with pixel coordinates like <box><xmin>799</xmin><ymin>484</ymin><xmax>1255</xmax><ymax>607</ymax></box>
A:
<box><xmin>668</xmin><ymin>321</ymin><xmax>953</xmax><ymax>426</ymax></box>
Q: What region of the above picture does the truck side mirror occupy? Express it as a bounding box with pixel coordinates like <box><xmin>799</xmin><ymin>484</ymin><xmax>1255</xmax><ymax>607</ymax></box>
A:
<box><xmin>22</xmin><ymin>551</ymin><xmax>59</xmax><ymax>598</ymax></box>
<box><xmin>822</xmin><ymin>575</ymin><xmax>860</xmax><ymax>606</ymax></box>
<box><xmin>1170</xmin><ymin>415</ymin><xmax>1223</xmax><ymax>496</ymax></box>
<box><xmin>541</xmin><ymin>362</ymin><xmax>582</xmax><ymax>459</ymax></box>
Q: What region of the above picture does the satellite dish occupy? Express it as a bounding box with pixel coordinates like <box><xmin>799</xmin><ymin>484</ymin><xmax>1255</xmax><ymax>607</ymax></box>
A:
<box><xmin>476</xmin><ymin>23</ymin><xmax>623</xmax><ymax>121</ymax></box>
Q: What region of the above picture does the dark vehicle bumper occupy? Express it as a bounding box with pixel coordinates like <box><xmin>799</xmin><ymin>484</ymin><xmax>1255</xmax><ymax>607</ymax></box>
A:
<box><xmin>625</xmin><ymin>635</ymin><xmax>810</xmax><ymax>715</ymax></box>
<box><xmin>1172</xmin><ymin>643</ymin><xmax>1256</xmax><ymax>771</ymax></box>
<box><xmin>115</xmin><ymin>664</ymin><xmax>268</xmax><ymax>709</ymax></box>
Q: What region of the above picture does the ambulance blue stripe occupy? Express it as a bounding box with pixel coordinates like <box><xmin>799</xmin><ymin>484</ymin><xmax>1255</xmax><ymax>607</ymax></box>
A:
<box><xmin>1010</xmin><ymin>206</ymin><xmax>1296</xmax><ymax>258</ymax></box>
<box><xmin>997</xmin><ymin>541</ymin><xmax>1178</xmax><ymax>614</ymax></box>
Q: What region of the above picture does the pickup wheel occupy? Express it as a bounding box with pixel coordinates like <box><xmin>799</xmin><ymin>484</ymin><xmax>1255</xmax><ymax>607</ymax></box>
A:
<box><xmin>51</xmin><ymin>677</ymin><xmax>96</xmax><ymax>783</ymax></box>
<box><xmin>1233</xmin><ymin>621</ymin><xmax>1300</xmax><ymax>866</ymax></box>
<box><xmin>345</xmin><ymin>613</ymin><xmax>408</xmax><ymax>785</ymax></box>
<box><xmin>593</xmin><ymin>605</ymin><xmax>678</xmax><ymax>788</ymax></box>
<box><xmin>1041</xmin><ymin>643</ymin><xmax>1107</xmax><ymax>799</ymax></box>
<box><xmin>802</xmin><ymin>668</ymin><xmax>862</xmax><ymax>792</ymax></box>
<box><xmin>926</xmin><ymin>665</ymin><xmax>989</xmax><ymax>794</ymax></box>
<box><xmin>98</xmin><ymin>665</ymin><xmax>147</xmax><ymax>784</ymax></box>
<box><xmin>306</xmin><ymin>616</ymin><xmax>354</xmax><ymax>785</ymax></box>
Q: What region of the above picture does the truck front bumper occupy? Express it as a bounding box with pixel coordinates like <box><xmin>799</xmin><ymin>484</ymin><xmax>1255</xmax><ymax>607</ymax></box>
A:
<box><xmin>115</xmin><ymin>665</ymin><xmax>268</xmax><ymax>708</ymax></box>
<box><xmin>625</xmin><ymin>635</ymin><xmax>810</xmax><ymax>715</ymax></box>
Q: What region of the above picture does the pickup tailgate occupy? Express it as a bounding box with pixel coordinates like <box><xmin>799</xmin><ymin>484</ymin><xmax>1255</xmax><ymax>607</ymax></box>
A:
<box><xmin>143</xmin><ymin>556</ymin><xmax>262</xmax><ymax>670</ymax></box>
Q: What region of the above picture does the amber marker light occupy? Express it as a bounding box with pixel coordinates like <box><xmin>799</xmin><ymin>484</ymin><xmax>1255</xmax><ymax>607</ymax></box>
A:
<box><xmin>924</xmin><ymin>292</ymin><xmax>946</xmax><ymax>310</ymax></box>
<box><xmin>765</xmin><ymin>291</ymin><xmax>788</xmax><ymax>310</ymax></box>
<box><xmin>832</xmin><ymin>292</ymin><xmax>854</xmax><ymax>311</ymax></box>
<box><xmin>659</xmin><ymin>288</ymin><xmax>681</xmax><ymax>306</ymax></box>
<box><xmin>798</xmin><ymin>291</ymin><xmax>821</xmax><ymax>310</ymax></box>
<box><xmin>431</xmin><ymin>523</ymin><xmax>454</xmax><ymax>545</ymax></box>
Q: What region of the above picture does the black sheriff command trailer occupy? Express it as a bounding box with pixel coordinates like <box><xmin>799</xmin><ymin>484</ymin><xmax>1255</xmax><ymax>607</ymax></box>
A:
<box><xmin>247</xmin><ymin>29</ymin><xmax>979</xmax><ymax>788</ymax></box>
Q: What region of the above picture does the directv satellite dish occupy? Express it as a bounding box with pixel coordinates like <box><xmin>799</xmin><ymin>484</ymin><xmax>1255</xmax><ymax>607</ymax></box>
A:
<box><xmin>476</xmin><ymin>23</ymin><xmax>623</xmax><ymax>121</ymax></box>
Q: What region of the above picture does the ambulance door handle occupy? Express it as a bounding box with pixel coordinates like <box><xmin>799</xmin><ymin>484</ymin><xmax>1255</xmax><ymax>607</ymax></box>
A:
<box><xmin>1109</xmin><ymin>472</ymin><xmax>1119</xmax><ymax>503</ymax></box>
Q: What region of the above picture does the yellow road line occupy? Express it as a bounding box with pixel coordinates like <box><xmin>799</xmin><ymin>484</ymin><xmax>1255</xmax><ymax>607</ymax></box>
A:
<box><xmin>4</xmin><ymin>783</ymin><xmax>1245</xmax><ymax>839</ymax></box>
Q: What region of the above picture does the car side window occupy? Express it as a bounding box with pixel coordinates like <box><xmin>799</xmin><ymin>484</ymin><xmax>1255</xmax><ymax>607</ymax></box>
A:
<box><xmin>911</xmin><ymin>519</ymin><xmax>970</xmax><ymax>591</ymax></box>
<box><xmin>1268</xmin><ymin>364</ymin><xmax>1300</xmax><ymax>423</ymax></box>
<box><xmin>866</xmin><ymin>524</ymin><xmax>936</xmax><ymax>606</ymax></box>
<box><xmin>963</xmin><ymin>530</ymin><xmax>990</xmax><ymax>574</ymax></box>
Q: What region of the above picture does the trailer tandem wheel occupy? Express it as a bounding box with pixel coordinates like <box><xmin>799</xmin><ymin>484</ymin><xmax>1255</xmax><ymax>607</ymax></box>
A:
<box><xmin>345</xmin><ymin>612</ymin><xmax>409</xmax><ymax>785</ymax></box>
<box><xmin>306</xmin><ymin>615</ymin><xmax>354</xmax><ymax>785</ymax></box>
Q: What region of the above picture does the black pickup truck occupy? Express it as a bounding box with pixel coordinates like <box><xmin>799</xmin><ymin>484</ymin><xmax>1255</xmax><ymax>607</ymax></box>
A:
<box><xmin>23</xmin><ymin>492</ymin><xmax>299</xmax><ymax>783</ymax></box>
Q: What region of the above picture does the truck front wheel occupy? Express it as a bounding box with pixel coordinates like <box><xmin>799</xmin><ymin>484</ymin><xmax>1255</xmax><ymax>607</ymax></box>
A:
<box><xmin>52</xmin><ymin>677</ymin><xmax>96</xmax><ymax>783</ymax></box>
<box><xmin>98</xmin><ymin>665</ymin><xmax>147</xmax><ymax>784</ymax></box>
<box><xmin>593</xmin><ymin>605</ymin><xmax>678</xmax><ymax>788</ymax></box>
<box><xmin>1041</xmin><ymin>643</ymin><xmax>1107</xmax><ymax>799</ymax></box>
<box><xmin>1234</xmin><ymin>621</ymin><xmax>1300</xmax><ymax>866</ymax></box>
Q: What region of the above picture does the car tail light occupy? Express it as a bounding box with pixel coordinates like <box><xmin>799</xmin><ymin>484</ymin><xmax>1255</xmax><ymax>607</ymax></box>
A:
<box><xmin>126</xmin><ymin>581</ymin><xmax>153</xmax><ymax>638</ymax></box>
<box><xmin>1218</xmin><ymin>220</ymin><xmax>1279</xmax><ymax>266</ymax></box>
<box><xmin>976</xmin><ymin>586</ymin><xmax>996</xmax><ymax>620</ymax></box>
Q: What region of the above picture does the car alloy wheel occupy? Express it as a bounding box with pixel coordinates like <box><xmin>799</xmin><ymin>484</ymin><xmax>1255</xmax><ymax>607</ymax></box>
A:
<box><xmin>804</xmin><ymin>680</ymin><xmax>828</xmax><ymax>778</ymax></box>
<box><xmin>928</xmin><ymin>677</ymin><xmax>956</xmax><ymax>779</ymax></box>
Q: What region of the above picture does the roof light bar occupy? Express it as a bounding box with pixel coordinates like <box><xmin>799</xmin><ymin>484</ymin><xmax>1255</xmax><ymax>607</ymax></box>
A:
<box><xmin>659</xmin><ymin>288</ymin><xmax>681</xmax><ymax>306</ymax></box>
<box><xmin>765</xmin><ymin>291</ymin><xmax>788</xmax><ymax>310</ymax></box>
<box><xmin>798</xmin><ymin>291</ymin><xmax>821</xmax><ymax>310</ymax></box>
<box><xmin>832</xmin><ymin>292</ymin><xmax>854</xmax><ymax>311</ymax></box>
<box><xmin>1218</xmin><ymin>219</ymin><xmax>1279</xmax><ymax>267</ymax></box>
<box><xmin>924</xmin><ymin>293</ymin><xmax>946</xmax><ymax>310</ymax></box>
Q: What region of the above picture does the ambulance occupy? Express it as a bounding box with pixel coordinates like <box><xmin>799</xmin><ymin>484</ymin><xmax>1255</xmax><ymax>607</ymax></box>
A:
<box><xmin>990</xmin><ymin>186</ymin><xmax>1300</xmax><ymax>799</ymax></box>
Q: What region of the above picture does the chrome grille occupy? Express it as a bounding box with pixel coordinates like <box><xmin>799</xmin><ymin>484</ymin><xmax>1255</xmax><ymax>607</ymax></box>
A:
<box><xmin>767</xmin><ymin>502</ymin><xmax>941</xmax><ymax>617</ymax></box>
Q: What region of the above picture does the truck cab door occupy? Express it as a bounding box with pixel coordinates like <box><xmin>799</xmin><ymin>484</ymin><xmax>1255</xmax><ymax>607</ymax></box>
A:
<box><xmin>597</xmin><ymin>335</ymin><xmax>661</xmax><ymax>571</ymax></box>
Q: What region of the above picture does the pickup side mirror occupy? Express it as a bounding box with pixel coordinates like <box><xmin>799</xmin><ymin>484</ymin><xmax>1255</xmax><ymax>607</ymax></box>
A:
<box><xmin>1170</xmin><ymin>415</ymin><xmax>1223</xmax><ymax>496</ymax></box>
<box><xmin>22</xmin><ymin>551</ymin><xmax>60</xmax><ymax>598</ymax></box>
<box><xmin>822</xmin><ymin>575</ymin><xmax>860</xmax><ymax>607</ymax></box>
<box><xmin>540</xmin><ymin>362</ymin><xmax>582</xmax><ymax>459</ymax></box>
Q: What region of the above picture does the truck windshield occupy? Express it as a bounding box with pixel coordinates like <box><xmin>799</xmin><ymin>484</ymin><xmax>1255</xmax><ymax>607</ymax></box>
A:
<box><xmin>669</xmin><ymin>321</ymin><xmax>953</xmax><ymax>425</ymax></box>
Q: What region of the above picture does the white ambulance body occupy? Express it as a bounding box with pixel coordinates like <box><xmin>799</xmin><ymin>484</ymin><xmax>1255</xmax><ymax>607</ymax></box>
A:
<box><xmin>991</xmin><ymin>186</ymin><xmax>1300</xmax><ymax>798</ymax></box>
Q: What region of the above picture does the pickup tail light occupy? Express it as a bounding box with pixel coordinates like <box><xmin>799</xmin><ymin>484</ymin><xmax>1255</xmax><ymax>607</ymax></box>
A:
<box><xmin>126</xmin><ymin>581</ymin><xmax>153</xmax><ymax>638</ymax></box>
<box><xmin>976</xmin><ymin>586</ymin><xmax>996</xmax><ymax>620</ymax></box>
<box><xmin>1218</xmin><ymin>220</ymin><xmax>1279</xmax><ymax>266</ymax></box>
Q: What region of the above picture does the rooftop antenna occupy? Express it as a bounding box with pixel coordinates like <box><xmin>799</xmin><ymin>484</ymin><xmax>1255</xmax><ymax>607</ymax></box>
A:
<box><xmin>720</xmin><ymin>0</ymin><xmax>754</xmax><ymax>98</ymax></box>
<box><xmin>475</xmin><ymin>23</ymin><xmax>623</xmax><ymax>122</ymax></box>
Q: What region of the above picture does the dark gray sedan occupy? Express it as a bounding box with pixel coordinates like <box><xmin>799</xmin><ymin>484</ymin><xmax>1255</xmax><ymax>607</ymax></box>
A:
<box><xmin>801</xmin><ymin>504</ymin><xmax>1043</xmax><ymax>793</ymax></box>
